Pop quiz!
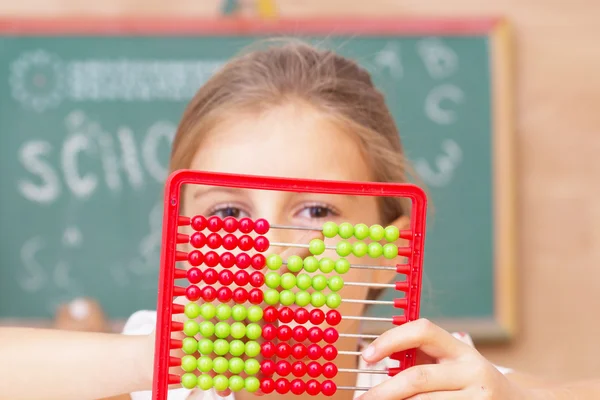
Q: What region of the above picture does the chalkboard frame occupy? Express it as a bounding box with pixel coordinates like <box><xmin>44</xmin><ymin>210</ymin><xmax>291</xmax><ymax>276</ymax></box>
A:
<box><xmin>0</xmin><ymin>17</ymin><xmax>516</xmax><ymax>342</ymax></box>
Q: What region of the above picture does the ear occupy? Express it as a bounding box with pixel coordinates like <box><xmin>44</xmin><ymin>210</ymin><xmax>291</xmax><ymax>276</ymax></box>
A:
<box><xmin>371</xmin><ymin>215</ymin><xmax>411</xmax><ymax>285</ymax></box>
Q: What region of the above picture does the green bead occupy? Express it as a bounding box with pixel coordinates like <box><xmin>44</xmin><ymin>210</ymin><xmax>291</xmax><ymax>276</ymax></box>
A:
<box><xmin>181</xmin><ymin>337</ymin><xmax>198</xmax><ymax>355</ymax></box>
<box><xmin>338</xmin><ymin>222</ymin><xmax>354</xmax><ymax>239</ymax></box>
<box><xmin>319</xmin><ymin>257</ymin><xmax>335</xmax><ymax>273</ymax></box>
<box><xmin>312</xmin><ymin>275</ymin><xmax>328</xmax><ymax>291</ymax></box>
<box><xmin>244</xmin><ymin>359</ymin><xmax>260</xmax><ymax>376</ymax></box>
<box><xmin>197</xmin><ymin>356</ymin><xmax>213</xmax><ymax>373</ymax></box>
<box><xmin>280</xmin><ymin>272</ymin><xmax>297</xmax><ymax>289</ymax></box>
<box><xmin>229</xmin><ymin>339</ymin><xmax>245</xmax><ymax>357</ymax></box>
<box><xmin>245</xmin><ymin>341</ymin><xmax>260</xmax><ymax>357</ymax></box>
<box><xmin>213</xmin><ymin>339</ymin><xmax>230</xmax><ymax>356</ymax></box>
<box><xmin>181</xmin><ymin>355</ymin><xmax>197</xmax><ymax>372</ymax></box>
<box><xmin>184</xmin><ymin>302</ymin><xmax>201</xmax><ymax>319</ymax></box>
<box><xmin>352</xmin><ymin>241</ymin><xmax>368</xmax><ymax>257</ymax></box>
<box><xmin>183</xmin><ymin>320</ymin><xmax>199</xmax><ymax>337</ymax></box>
<box><xmin>326</xmin><ymin>293</ymin><xmax>342</xmax><ymax>309</ymax></box>
<box><xmin>368</xmin><ymin>242</ymin><xmax>383</xmax><ymax>258</ymax></box>
<box><xmin>354</xmin><ymin>223</ymin><xmax>370</xmax><ymax>240</ymax></box>
<box><xmin>247</xmin><ymin>305</ymin><xmax>263</xmax><ymax>322</ymax></box>
<box><xmin>287</xmin><ymin>255</ymin><xmax>303</xmax><ymax>273</ymax></box>
<box><xmin>384</xmin><ymin>225</ymin><xmax>400</xmax><ymax>242</ymax></box>
<box><xmin>311</xmin><ymin>291</ymin><xmax>327</xmax><ymax>308</ymax></box>
<box><xmin>266</xmin><ymin>254</ymin><xmax>283</xmax><ymax>270</ymax></box>
<box><xmin>246</xmin><ymin>323</ymin><xmax>262</xmax><ymax>340</ymax></box>
<box><xmin>296</xmin><ymin>273</ymin><xmax>312</xmax><ymax>290</ymax></box>
<box><xmin>197</xmin><ymin>374</ymin><xmax>213</xmax><ymax>390</ymax></box>
<box><xmin>197</xmin><ymin>338</ymin><xmax>213</xmax><ymax>355</ymax></box>
<box><xmin>198</xmin><ymin>321</ymin><xmax>215</xmax><ymax>338</ymax></box>
<box><xmin>229</xmin><ymin>375</ymin><xmax>245</xmax><ymax>392</ymax></box>
<box><xmin>245</xmin><ymin>377</ymin><xmax>260</xmax><ymax>393</ymax></box>
<box><xmin>295</xmin><ymin>290</ymin><xmax>311</xmax><ymax>307</ymax></box>
<box><xmin>370</xmin><ymin>224</ymin><xmax>385</xmax><ymax>241</ymax></box>
<box><xmin>336</xmin><ymin>240</ymin><xmax>352</xmax><ymax>257</ymax></box>
<box><xmin>279</xmin><ymin>290</ymin><xmax>296</xmax><ymax>306</ymax></box>
<box><xmin>230</xmin><ymin>322</ymin><xmax>246</xmax><ymax>339</ymax></box>
<box><xmin>214</xmin><ymin>322</ymin><xmax>230</xmax><ymax>339</ymax></box>
<box><xmin>231</xmin><ymin>305</ymin><xmax>247</xmax><ymax>321</ymax></box>
<box><xmin>309</xmin><ymin>239</ymin><xmax>326</xmax><ymax>255</ymax></box>
<box><xmin>335</xmin><ymin>258</ymin><xmax>351</xmax><ymax>274</ymax></box>
<box><xmin>215</xmin><ymin>304</ymin><xmax>231</xmax><ymax>321</ymax></box>
<box><xmin>181</xmin><ymin>373</ymin><xmax>198</xmax><ymax>389</ymax></box>
<box><xmin>328</xmin><ymin>276</ymin><xmax>344</xmax><ymax>292</ymax></box>
<box><xmin>199</xmin><ymin>303</ymin><xmax>216</xmax><ymax>320</ymax></box>
<box><xmin>229</xmin><ymin>357</ymin><xmax>245</xmax><ymax>374</ymax></box>
<box><xmin>383</xmin><ymin>243</ymin><xmax>399</xmax><ymax>259</ymax></box>
<box><xmin>213</xmin><ymin>375</ymin><xmax>229</xmax><ymax>392</ymax></box>
<box><xmin>265</xmin><ymin>271</ymin><xmax>281</xmax><ymax>288</ymax></box>
<box><xmin>213</xmin><ymin>356</ymin><xmax>229</xmax><ymax>374</ymax></box>
<box><xmin>303</xmin><ymin>256</ymin><xmax>319</xmax><ymax>273</ymax></box>
<box><xmin>322</xmin><ymin>221</ymin><xmax>338</xmax><ymax>238</ymax></box>
<box><xmin>264</xmin><ymin>289</ymin><xmax>280</xmax><ymax>305</ymax></box>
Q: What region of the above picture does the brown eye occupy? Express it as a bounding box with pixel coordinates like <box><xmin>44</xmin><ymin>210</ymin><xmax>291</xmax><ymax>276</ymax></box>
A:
<box><xmin>212</xmin><ymin>207</ymin><xmax>245</xmax><ymax>219</ymax></box>
<box><xmin>309</xmin><ymin>206</ymin><xmax>331</xmax><ymax>219</ymax></box>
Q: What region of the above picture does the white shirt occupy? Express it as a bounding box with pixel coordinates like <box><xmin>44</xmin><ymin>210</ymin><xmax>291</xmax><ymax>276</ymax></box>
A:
<box><xmin>122</xmin><ymin>310</ymin><xmax>512</xmax><ymax>400</ymax></box>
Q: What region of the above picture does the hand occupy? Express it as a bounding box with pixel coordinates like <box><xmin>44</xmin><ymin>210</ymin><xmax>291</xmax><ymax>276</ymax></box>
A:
<box><xmin>358</xmin><ymin>319</ymin><xmax>531</xmax><ymax>399</ymax></box>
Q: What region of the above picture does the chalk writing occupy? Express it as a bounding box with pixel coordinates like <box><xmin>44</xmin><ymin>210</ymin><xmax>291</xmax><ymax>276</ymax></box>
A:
<box><xmin>413</xmin><ymin>139</ymin><xmax>463</xmax><ymax>187</ymax></box>
<box><xmin>417</xmin><ymin>38</ymin><xmax>459</xmax><ymax>80</ymax></box>
<box><xmin>424</xmin><ymin>84</ymin><xmax>465</xmax><ymax>125</ymax></box>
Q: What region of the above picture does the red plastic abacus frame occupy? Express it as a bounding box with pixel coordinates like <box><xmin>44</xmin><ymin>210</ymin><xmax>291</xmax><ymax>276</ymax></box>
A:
<box><xmin>152</xmin><ymin>169</ymin><xmax>428</xmax><ymax>399</ymax></box>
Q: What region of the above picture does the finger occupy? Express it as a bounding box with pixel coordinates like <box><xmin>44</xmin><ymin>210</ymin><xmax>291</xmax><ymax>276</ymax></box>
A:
<box><xmin>404</xmin><ymin>391</ymin><xmax>472</xmax><ymax>400</ymax></box>
<box><xmin>362</xmin><ymin>319</ymin><xmax>476</xmax><ymax>364</ymax></box>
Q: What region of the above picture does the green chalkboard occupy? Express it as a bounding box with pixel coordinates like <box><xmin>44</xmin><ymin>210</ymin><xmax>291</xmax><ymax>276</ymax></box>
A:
<box><xmin>0</xmin><ymin>18</ymin><xmax>515</xmax><ymax>340</ymax></box>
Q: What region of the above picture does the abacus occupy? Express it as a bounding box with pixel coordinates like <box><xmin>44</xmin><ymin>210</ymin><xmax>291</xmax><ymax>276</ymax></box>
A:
<box><xmin>152</xmin><ymin>170</ymin><xmax>427</xmax><ymax>398</ymax></box>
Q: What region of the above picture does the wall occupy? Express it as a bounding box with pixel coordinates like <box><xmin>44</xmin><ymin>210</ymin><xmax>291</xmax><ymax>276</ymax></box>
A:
<box><xmin>2</xmin><ymin>0</ymin><xmax>600</xmax><ymax>382</ymax></box>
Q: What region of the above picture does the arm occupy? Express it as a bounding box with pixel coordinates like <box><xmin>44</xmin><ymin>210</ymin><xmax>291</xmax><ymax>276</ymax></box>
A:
<box><xmin>0</xmin><ymin>327</ymin><xmax>153</xmax><ymax>400</ymax></box>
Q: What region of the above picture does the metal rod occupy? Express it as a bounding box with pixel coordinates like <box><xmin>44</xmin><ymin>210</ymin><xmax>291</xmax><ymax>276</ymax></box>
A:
<box><xmin>270</xmin><ymin>224</ymin><xmax>321</xmax><ymax>231</ymax></box>
<box><xmin>338</xmin><ymin>386</ymin><xmax>372</xmax><ymax>391</ymax></box>
<box><xmin>339</xmin><ymin>368</ymin><xmax>389</xmax><ymax>375</ymax></box>
<box><xmin>343</xmin><ymin>281</ymin><xmax>395</xmax><ymax>289</ymax></box>
<box><xmin>270</xmin><ymin>242</ymin><xmax>336</xmax><ymax>250</ymax></box>
<box><xmin>338</xmin><ymin>350</ymin><xmax>363</xmax><ymax>356</ymax></box>
<box><xmin>342</xmin><ymin>298</ymin><xmax>395</xmax><ymax>305</ymax></box>
<box><xmin>339</xmin><ymin>333</ymin><xmax>379</xmax><ymax>339</ymax></box>
<box><xmin>342</xmin><ymin>315</ymin><xmax>394</xmax><ymax>322</ymax></box>
<box><xmin>282</xmin><ymin>261</ymin><xmax>396</xmax><ymax>271</ymax></box>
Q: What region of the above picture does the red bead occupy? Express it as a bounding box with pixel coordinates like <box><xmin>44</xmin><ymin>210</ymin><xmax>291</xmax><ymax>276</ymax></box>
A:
<box><xmin>308</xmin><ymin>327</ymin><xmax>323</xmax><ymax>343</ymax></box>
<box><xmin>187</xmin><ymin>267</ymin><xmax>202</xmax><ymax>284</ymax></box>
<box><xmin>323</xmin><ymin>345</ymin><xmax>337</xmax><ymax>361</ymax></box>
<box><xmin>292</xmin><ymin>326</ymin><xmax>308</xmax><ymax>342</ymax></box>
<box><xmin>190</xmin><ymin>232</ymin><xmax>206</xmax><ymax>248</ymax></box>
<box><xmin>310</xmin><ymin>309</ymin><xmax>325</xmax><ymax>325</ymax></box>
<box><xmin>236</xmin><ymin>253</ymin><xmax>251</xmax><ymax>269</ymax></box>
<box><xmin>264</xmin><ymin>307</ymin><xmax>278</xmax><ymax>323</ymax></box>
<box><xmin>261</xmin><ymin>342</ymin><xmax>276</xmax><ymax>358</ymax></box>
<box><xmin>249</xmin><ymin>271</ymin><xmax>264</xmax><ymax>287</ymax></box>
<box><xmin>326</xmin><ymin>310</ymin><xmax>341</xmax><ymax>326</ymax></box>
<box><xmin>307</xmin><ymin>361</ymin><xmax>321</xmax><ymax>378</ymax></box>
<box><xmin>202</xmin><ymin>286</ymin><xmax>217</xmax><ymax>302</ymax></box>
<box><xmin>290</xmin><ymin>379</ymin><xmax>305</xmax><ymax>395</ymax></box>
<box><xmin>239</xmin><ymin>217</ymin><xmax>254</xmax><ymax>233</ymax></box>
<box><xmin>222</xmin><ymin>234</ymin><xmax>238</xmax><ymax>250</ymax></box>
<box><xmin>207</xmin><ymin>216</ymin><xmax>222</xmax><ymax>232</ymax></box>
<box><xmin>232</xmin><ymin>288</ymin><xmax>248</xmax><ymax>304</ymax></box>
<box><xmin>262</xmin><ymin>324</ymin><xmax>277</xmax><ymax>341</ymax></box>
<box><xmin>279</xmin><ymin>307</ymin><xmax>293</xmax><ymax>323</ymax></box>
<box><xmin>205</xmin><ymin>251</ymin><xmax>219</xmax><ymax>267</ymax></box>
<box><xmin>277</xmin><ymin>326</ymin><xmax>293</xmax><ymax>341</ymax></box>
<box><xmin>260</xmin><ymin>378</ymin><xmax>275</xmax><ymax>394</ymax></box>
<box><xmin>292</xmin><ymin>360</ymin><xmax>307</xmax><ymax>377</ymax></box>
<box><xmin>254</xmin><ymin>236</ymin><xmax>269</xmax><ymax>252</ymax></box>
<box><xmin>291</xmin><ymin>343</ymin><xmax>307</xmax><ymax>359</ymax></box>
<box><xmin>188</xmin><ymin>250</ymin><xmax>203</xmax><ymax>267</ymax></box>
<box><xmin>191</xmin><ymin>215</ymin><xmax>206</xmax><ymax>231</ymax></box>
<box><xmin>275</xmin><ymin>378</ymin><xmax>290</xmax><ymax>395</ymax></box>
<box><xmin>222</xmin><ymin>216</ymin><xmax>238</xmax><ymax>233</ymax></box>
<box><xmin>239</xmin><ymin>235</ymin><xmax>253</xmax><ymax>251</ymax></box>
<box><xmin>186</xmin><ymin>285</ymin><xmax>202</xmax><ymax>301</ymax></box>
<box><xmin>218</xmin><ymin>270</ymin><xmax>234</xmax><ymax>286</ymax></box>
<box><xmin>203</xmin><ymin>269</ymin><xmax>218</xmax><ymax>285</ymax></box>
<box><xmin>307</xmin><ymin>344</ymin><xmax>322</xmax><ymax>360</ymax></box>
<box><xmin>254</xmin><ymin>218</ymin><xmax>270</xmax><ymax>234</ymax></box>
<box><xmin>206</xmin><ymin>233</ymin><xmax>222</xmax><ymax>249</ymax></box>
<box><xmin>248</xmin><ymin>288</ymin><xmax>263</xmax><ymax>304</ymax></box>
<box><xmin>217</xmin><ymin>287</ymin><xmax>232</xmax><ymax>302</ymax></box>
<box><xmin>234</xmin><ymin>270</ymin><xmax>249</xmax><ymax>286</ymax></box>
<box><xmin>323</xmin><ymin>362</ymin><xmax>338</xmax><ymax>378</ymax></box>
<box><xmin>276</xmin><ymin>360</ymin><xmax>292</xmax><ymax>377</ymax></box>
<box><xmin>251</xmin><ymin>254</ymin><xmax>266</xmax><ymax>270</ymax></box>
<box><xmin>294</xmin><ymin>308</ymin><xmax>310</xmax><ymax>324</ymax></box>
<box><xmin>276</xmin><ymin>342</ymin><xmax>291</xmax><ymax>358</ymax></box>
<box><xmin>323</xmin><ymin>327</ymin><xmax>339</xmax><ymax>344</ymax></box>
<box><xmin>322</xmin><ymin>380</ymin><xmax>336</xmax><ymax>396</ymax></box>
<box><xmin>220</xmin><ymin>252</ymin><xmax>235</xmax><ymax>268</ymax></box>
<box><xmin>260</xmin><ymin>360</ymin><xmax>276</xmax><ymax>376</ymax></box>
<box><xmin>306</xmin><ymin>380</ymin><xmax>320</xmax><ymax>396</ymax></box>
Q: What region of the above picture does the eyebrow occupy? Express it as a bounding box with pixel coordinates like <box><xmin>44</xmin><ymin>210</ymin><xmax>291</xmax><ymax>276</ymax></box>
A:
<box><xmin>192</xmin><ymin>186</ymin><xmax>246</xmax><ymax>199</ymax></box>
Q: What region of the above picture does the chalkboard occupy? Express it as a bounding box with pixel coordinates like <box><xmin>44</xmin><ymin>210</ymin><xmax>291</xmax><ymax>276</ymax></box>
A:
<box><xmin>0</xmin><ymin>17</ymin><xmax>515</xmax><ymax>341</ymax></box>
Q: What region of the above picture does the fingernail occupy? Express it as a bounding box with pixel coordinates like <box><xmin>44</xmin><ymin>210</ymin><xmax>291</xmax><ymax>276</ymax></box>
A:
<box><xmin>362</xmin><ymin>344</ymin><xmax>375</xmax><ymax>360</ymax></box>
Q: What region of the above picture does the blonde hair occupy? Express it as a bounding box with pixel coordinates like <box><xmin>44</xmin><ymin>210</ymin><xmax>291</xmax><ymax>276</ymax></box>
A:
<box><xmin>170</xmin><ymin>39</ymin><xmax>409</xmax><ymax>223</ymax></box>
